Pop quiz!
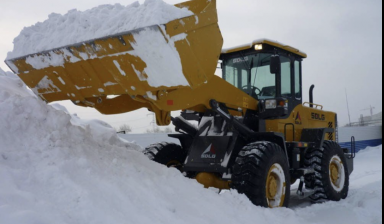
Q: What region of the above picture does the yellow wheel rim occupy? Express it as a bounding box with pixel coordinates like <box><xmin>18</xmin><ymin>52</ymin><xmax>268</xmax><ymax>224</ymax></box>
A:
<box><xmin>166</xmin><ymin>160</ymin><xmax>181</xmax><ymax>168</ymax></box>
<box><xmin>330</xmin><ymin>163</ymin><xmax>339</xmax><ymax>186</ymax></box>
<box><xmin>267</xmin><ymin>175</ymin><xmax>278</xmax><ymax>199</ymax></box>
<box><xmin>266</xmin><ymin>164</ymin><xmax>286</xmax><ymax>208</ymax></box>
<box><xmin>329</xmin><ymin>155</ymin><xmax>346</xmax><ymax>192</ymax></box>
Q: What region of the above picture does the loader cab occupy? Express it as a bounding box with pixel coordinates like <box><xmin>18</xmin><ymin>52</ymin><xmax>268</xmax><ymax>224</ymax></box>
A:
<box><xmin>220</xmin><ymin>39</ymin><xmax>307</xmax><ymax>118</ymax></box>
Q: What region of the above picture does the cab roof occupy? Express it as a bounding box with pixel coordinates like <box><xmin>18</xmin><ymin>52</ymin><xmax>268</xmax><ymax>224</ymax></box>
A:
<box><xmin>221</xmin><ymin>39</ymin><xmax>308</xmax><ymax>58</ymax></box>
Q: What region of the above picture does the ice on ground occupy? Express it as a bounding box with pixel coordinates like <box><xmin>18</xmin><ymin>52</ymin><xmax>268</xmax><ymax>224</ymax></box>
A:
<box><xmin>7</xmin><ymin>0</ymin><xmax>193</xmax><ymax>59</ymax></box>
<box><xmin>0</xmin><ymin>73</ymin><xmax>382</xmax><ymax>224</ymax></box>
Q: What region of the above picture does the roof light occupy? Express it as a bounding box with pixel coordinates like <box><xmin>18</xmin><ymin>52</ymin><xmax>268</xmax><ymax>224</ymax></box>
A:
<box><xmin>254</xmin><ymin>44</ymin><xmax>263</xmax><ymax>50</ymax></box>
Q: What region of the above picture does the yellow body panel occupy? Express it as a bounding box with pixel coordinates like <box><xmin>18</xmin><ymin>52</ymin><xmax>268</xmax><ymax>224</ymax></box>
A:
<box><xmin>266</xmin><ymin>104</ymin><xmax>337</xmax><ymax>142</ymax></box>
<box><xmin>76</xmin><ymin>75</ymin><xmax>258</xmax><ymax>125</ymax></box>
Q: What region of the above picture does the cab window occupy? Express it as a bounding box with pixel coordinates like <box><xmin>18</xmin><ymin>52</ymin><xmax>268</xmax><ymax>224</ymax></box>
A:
<box><xmin>223</xmin><ymin>53</ymin><xmax>277</xmax><ymax>100</ymax></box>
<box><xmin>281</xmin><ymin>56</ymin><xmax>292</xmax><ymax>97</ymax></box>
<box><xmin>225</xmin><ymin>67</ymin><xmax>239</xmax><ymax>87</ymax></box>
<box><xmin>295</xmin><ymin>60</ymin><xmax>302</xmax><ymax>99</ymax></box>
<box><xmin>223</xmin><ymin>53</ymin><xmax>293</xmax><ymax>100</ymax></box>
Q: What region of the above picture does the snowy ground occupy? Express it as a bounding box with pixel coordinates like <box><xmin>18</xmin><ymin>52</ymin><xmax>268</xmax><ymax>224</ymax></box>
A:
<box><xmin>0</xmin><ymin>69</ymin><xmax>382</xmax><ymax>224</ymax></box>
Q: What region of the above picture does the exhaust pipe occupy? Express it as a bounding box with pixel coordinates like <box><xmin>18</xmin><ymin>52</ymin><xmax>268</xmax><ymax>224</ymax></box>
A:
<box><xmin>309</xmin><ymin>85</ymin><xmax>315</xmax><ymax>108</ymax></box>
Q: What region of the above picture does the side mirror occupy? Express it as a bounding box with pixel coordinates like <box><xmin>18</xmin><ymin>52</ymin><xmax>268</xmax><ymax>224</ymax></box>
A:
<box><xmin>270</xmin><ymin>55</ymin><xmax>281</xmax><ymax>74</ymax></box>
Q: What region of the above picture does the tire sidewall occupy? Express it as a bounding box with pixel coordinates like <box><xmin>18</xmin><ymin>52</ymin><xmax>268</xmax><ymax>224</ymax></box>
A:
<box><xmin>232</xmin><ymin>142</ymin><xmax>291</xmax><ymax>208</ymax></box>
<box><xmin>321</xmin><ymin>142</ymin><xmax>350</xmax><ymax>201</ymax></box>
<box><xmin>262</xmin><ymin>148</ymin><xmax>291</xmax><ymax>208</ymax></box>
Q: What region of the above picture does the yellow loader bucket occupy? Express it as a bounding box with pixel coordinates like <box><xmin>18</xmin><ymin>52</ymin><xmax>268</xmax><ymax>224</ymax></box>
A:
<box><xmin>5</xmin><ymin>0</ymin><xmax>223</xmax><ymax>117</ymax></box>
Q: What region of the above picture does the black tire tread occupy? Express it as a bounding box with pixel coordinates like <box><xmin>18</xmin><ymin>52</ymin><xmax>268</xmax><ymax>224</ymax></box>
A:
<box><xmin>232</xmin><ymin>141</ymin><xmax>290</xmax><ymax>208</ymax></box>
<box><xmin>304</xmin><ymin>141</ymin><xmax>349</xmax><ymax>203</ymax></box>
<box><xmin>143</xmin><ymin>142</ymin><xmax>187</xmax><ymax>168</ymax></box>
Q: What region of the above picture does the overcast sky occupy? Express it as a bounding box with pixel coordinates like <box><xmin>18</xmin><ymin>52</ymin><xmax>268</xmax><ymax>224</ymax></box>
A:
<box><xmin>0</xmin><ymin>0</ymin><xmax>382</xmax><ymax>132</ymax></box>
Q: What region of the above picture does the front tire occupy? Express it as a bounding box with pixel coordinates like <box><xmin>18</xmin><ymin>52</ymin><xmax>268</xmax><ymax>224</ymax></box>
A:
<box><xmin>232</xmin><ymin>141</ymin><xmax>291</xmax><ymax>208</ymax></box>
<box><xmin>304</xmin><ymin>141</ymin><xmax>349</xmax><ymax>203</ymax></box>
<box><xmin>143</xmin><ymin>142</ymin><xmax>187</xmax><ymax>171</ymax></box>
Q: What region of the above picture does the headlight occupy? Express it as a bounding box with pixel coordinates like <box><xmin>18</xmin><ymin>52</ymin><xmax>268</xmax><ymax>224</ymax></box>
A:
<box><xmin>265</xmin><ymin>99</ymin><xmax>277</xmax><ymax>109</ymax></box>
<box><xmin>254</xmin><ymin>44</ymin><xmax>263</xmax><ymax>50</ymax></box>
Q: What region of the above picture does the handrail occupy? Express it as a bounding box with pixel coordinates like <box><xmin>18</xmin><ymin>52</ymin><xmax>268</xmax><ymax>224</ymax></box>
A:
<box><xmin>350</xmin><ymin>136</ymin><xmax>356</xmax><ymax>159</ymax></box>
<box><xmin>303</xmin><ymin>102</ymin><xmax>324</xmax><ymax>110</ymax></box>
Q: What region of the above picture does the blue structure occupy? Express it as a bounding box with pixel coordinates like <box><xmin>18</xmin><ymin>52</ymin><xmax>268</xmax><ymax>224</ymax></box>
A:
<box><xmin>338</xmin><ymin>126</ymin><xmax>382</xmax><ymax>153</ymax></box>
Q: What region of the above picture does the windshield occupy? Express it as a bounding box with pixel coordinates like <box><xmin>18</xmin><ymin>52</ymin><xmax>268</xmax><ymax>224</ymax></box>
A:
<box><xmin>223</xmin><ymin>53</ymin><xmax>291</xmax><ymax>100</ymax></box>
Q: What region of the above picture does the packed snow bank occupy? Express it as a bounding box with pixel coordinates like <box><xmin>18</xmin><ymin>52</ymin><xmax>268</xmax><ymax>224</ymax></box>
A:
<box><xmin>0</xmin><ymin>68</ymin><xmax>35</xmax><ymax>98</ymax></box>
<box><xmin>0</xmin><ymin>74</ymin><xmax>382</xmax><ymax>224</ymax></box>
<box><xmin>118</xmin><ymin>133</ymin><xmax>179</xmax><ymax>148</ymax></box>
<box><xmin>7</xmin><ymin>0</ymin><xmax>193</xmax><ymax>59</ymax></box>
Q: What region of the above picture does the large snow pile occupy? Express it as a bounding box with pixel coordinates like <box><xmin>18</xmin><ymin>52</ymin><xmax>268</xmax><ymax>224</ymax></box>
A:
<box><xmin>7</xmin><ymin>0</ymin><xmax>193</xmax><ymax>59</ymax></box>
<box><xmin>0</xmin><ymin>71</ymin><xmax>382</xmax><ymax>224</ymax></box>
<box><xmin>6</xmin><ymin>0</ymin><xmax>191</xmax><ymax>88</ymax></box>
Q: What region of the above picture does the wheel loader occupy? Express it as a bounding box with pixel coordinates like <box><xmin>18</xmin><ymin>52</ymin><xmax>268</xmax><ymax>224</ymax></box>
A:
<box><xmin>5</xmin><ymin>0</ymin><xmax>354</xmax><ymax>208</ymax></box>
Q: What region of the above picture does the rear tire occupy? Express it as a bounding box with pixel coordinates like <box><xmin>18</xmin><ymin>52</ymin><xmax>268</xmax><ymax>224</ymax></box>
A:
<box><xmin>232</xmin><ymin>141</ymin><xmax>291</xmax><ymax>208</ymax></box>
<box><xmin>304</xmin><ymin>141</ymin><xmax>349</xmax><ymax>203</ymax></box>
<box><xmin>143</xmin><ymin>142</ymin><xmax>187</xmax><ymax>171</ymax></box>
